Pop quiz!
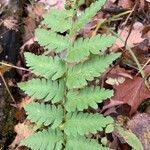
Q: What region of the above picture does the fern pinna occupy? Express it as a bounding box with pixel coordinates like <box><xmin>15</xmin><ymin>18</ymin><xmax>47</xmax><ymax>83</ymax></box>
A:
<box><xmin>18</xmin><ymin>0</ymin><xmax>121</xmax><ymax>149</ymax></box>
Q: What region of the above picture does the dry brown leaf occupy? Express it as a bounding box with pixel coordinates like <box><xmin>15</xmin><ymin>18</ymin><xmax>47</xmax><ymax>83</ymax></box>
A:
<box><xmin>39</xmin><ymin>0</ymin><xmax>65</xmax><ymax>9</ymax></box>
<box><xmin>105</xmin><ymin>65</ymin><xmax>150</xmax><ymax>114</ymax></box>
<box><xmin>110</xmin><ymin>76</ymin><xmax>150</xmax><ymax>114</ymax></box>
<box><xmin>23</xmin><ymin>17</ymin><xmax>36</xmax><ymax>43</ymax></box>
<box><xmin>18</xmin><ymin>97</ymin><xmax>33</xmax><ymax>110</ymax></box>
<box><xmin>107</xmin><ymin>65</ymin><xmax>133</xmax><ymax>79</ymax></box>
<box><xmin>127</xmin><ymin>113</ymin><xmax>150</xmax><ymax>150</ymax></box>
<box><xmin>118</xmin><ymin>0</ymin><xmax>134</xmax><ymax>9</ymax></box>
<box><xmin>9</xmin><ymin>120</ymin><xmax>34</xmax><ymax>149</ymax></box>
<box><xmin>111</xmin><ymin>22</ymin><xmax>145</xmax><ymax>51</ymax></box>
<box><xmin>2</xmin><ymin>17</ymin><xmax>17</xmax><ymax>30</ymax></box>
<box><xmin>21</xmin><ymin>37</ymin><xmax>35</xmax><ymax>50</ymax></box>
<box><xmin>106</xmin><ymin>66</ymin><xmax>133</xmax><ymax>86</ymax></box>
<box><xmin>27</xmin><ymin>3</ymin><xmax>45</xmax><ymax>18</ymax></box>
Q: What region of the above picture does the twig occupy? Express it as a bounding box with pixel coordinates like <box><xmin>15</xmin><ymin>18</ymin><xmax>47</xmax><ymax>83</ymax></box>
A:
<box><xmin>137</xmin><ymin>58</ymin><xmax>150</xmax><ymax>75</ymax></box>
<box><xmin>0</xmin><ymin>62</ymin><xmax>30</xmax><ymax>72</ymax></box>
<box><xmin>0</xmin><ymin>72</ymin><xmax>18</xmax><ymax>107</ymax></box>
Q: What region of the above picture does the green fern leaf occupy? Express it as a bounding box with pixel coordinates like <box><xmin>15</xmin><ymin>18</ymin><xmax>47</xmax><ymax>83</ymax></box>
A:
<box><xmin>24</xmin><ymin>52</ymin><xmax>66</xmax><ymax>80</ymax></box>
<box><xmin>42</xmin><ymin>9</ymin><xmax>73</xmax><ymax>33</ymax></box>
<box><xmin>66</xmin><ymin>53</ymin><xmax>121</xmax><ymax>89</ymax></box>
<box><xmin>35</xmin><ymin>28</ymin><xmax>69</xmax><ymax>52</ymax></box>
<box><xmin>71</xmin><ymin>0</ymin><xmax>106</xmax><ymax>35</ymax></box>
<box><xmin>24</xmin><ymin>102</ymin><xmax>63</xmax><ymax>129</ymax></box>
<box><xmin>65</xmin><ymin>87</ymin><xmax>113</xmax><ymax>112</ymax></box>
<box><xmin>20</xmin><ymin>128</ymin><xmax>63</xmax><ymax>150</ymax></box>
<box><xmin>67</xmin><ymin>34</ymin><xmax>116</xmax><ymax>63</ymax></box>
<box><xmin>64</xmin><ymin>112</ymin><xmax>113</xmax><ymax>136</ymax></box>
<box><xmin>66</xmin><ymin>136</ymin><xmax>108</xmax><ymax>150</ymax></box>
<box><xmin>18</xmin><ymin>78</ymin><xmax>65</xmax><ymax>103</ymax></box>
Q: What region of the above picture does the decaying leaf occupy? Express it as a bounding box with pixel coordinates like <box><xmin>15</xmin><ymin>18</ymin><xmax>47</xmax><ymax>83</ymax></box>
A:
<box><xmin>127</xmin><ymin>113</ymin><xmax>150</xmax><ymax>150</ymax></box>
<box><xmin>23</xmin><ymin>17</ymin><xmax>36</xmax><ymax>43</ymax></box>
<box><xmin>18</xmin><ymin>97</ymin><xmax>33</xmax><ymax>110</ymax></box>
<box><xmin>9</xmin><ymin>121</ymin><xmax>34</xmax><ymax>149</ymax></box>
<box><xmin>118</xmin><ymin>0</ymin><xmax>134</xmax><ymax>9</ymax></box>
<box><xmin>2</xmin><ymin>17</ymin><xmax>17</xmax><ymax>30</ymax></box>
<box><xmin>39</xmin><ymin>0</ymin><xmax>65</xmax><ymax>9</ymax></box>
<box><xmin>111</xmin><ymin>22</ymin><xmax>145</xmax><ymax>51</ymax></box>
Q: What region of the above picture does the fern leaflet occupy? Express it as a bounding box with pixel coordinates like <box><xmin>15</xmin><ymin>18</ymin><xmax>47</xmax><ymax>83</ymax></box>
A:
<box><xmin>24</xmin><ymin>52</ymin><xmax>66</xmax><ymax>80</ymax></box>
<box><xmin>66</xmin><ymin>53</ymin><xmax>121</xmax><ymax>89</ymax></box>
<box><xmin>65</xmin><ymin>87</ymin><xmax>113</xmax><ymax>112</ymax></box>
<box><xmin>35</xmin><ymin>28</ymin><xmax>69</xmax><ymax>52</ymax></box>
<box><xmin>24</xmin><ymin>102</ymin><xmax>63</xmax><ymax>128</ymax></box>
<box><xmin>41</xmin><ymin>9</ymin><xmax>73</xmax><ymax>33</ymax></box>
<box><xmin>67</xmin><ymin>34</ymin><xmax>116</xmax><ymax>63</ymax></box>
<box><xmin>64</xmin><ymin>112</ymin><xmax>113</xmax><ymax>136</ymax></box>
<box><xmin>66</xmin><ymin>136</ymin><xmax>108</xmax><ymax>150</ymax></box>
<box><xmin>20</xmin><ymin>128</ymin><xmax>63</xmax><ymax>150</ymax></box>
<box><xmin>18</xmin><ymin>78</ymin><xmax>65</xmax><ymax>103</ymax></box>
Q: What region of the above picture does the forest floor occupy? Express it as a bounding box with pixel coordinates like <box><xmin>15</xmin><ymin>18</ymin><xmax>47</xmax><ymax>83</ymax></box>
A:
<box><xmin>0</xmin><ymin>0</ymin><xmax>150</xmax><ymax>149</ymax></box>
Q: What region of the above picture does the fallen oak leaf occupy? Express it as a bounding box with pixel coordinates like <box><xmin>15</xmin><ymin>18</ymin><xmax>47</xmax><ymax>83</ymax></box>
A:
<box><xmin>111</xmin><ymin>76</ymin><xmax>150</xmax><ymax>114</ymax></box>
<box><xmin>105</xmin><ymin>65</ymin><xmax>150</xmax><ymax>114</ymax></box>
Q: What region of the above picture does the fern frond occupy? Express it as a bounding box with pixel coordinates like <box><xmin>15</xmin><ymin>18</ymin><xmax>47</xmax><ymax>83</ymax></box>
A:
<box><xmin>35</xmin><ymin>28</ymin><xmax>69</xmax><ymax>52</ymax></box>
<box><xmin>41</xmin><ymin>9</ymin><xmax>73</xmax><ymax>33</ymax></box>
<box><xmin>24</xmin><ymin>102</ymin><xmax>63</xmax><ymax>128</ymax></box>
<box><xmin>66</xmin><ymin>136</ymin><xmax>108</xmax><ymax>150</ymax></box>
<box><xmin>24</xmin><ymin>52</ymin><xmax>66</xmax><ymax>80</ymax></box>
<box><xmin>64</xmin><ymin>112</ymin><xmax>113</xmax><ymax>136</ymax></box>
<box><xmin>71</xmin><ymin>0</ymin><xmax>106</xmax><ymax>35</ymax></box>
<box><xmin>20</xmin><ymin>128</ymin><xmax>63</xmax><ymax>150</ymax></box>
<box><xmin>18</xmin><ymin>78</ymin><xmax>65</xmax><ymax>103</ymax></box>
<box><xmin>65</xmin><ymin>87</ymin><xmax>113</xmax><ymax>112</ymax></box>
<box><xmin>66</xmin><ymin>53</ymin><xmax>121</xmax><ymax>89</ymax></box>
<box><xmin>67</xmin><ymin>34</ymin><xmax>116</xmax><ymax>63</ymax></box>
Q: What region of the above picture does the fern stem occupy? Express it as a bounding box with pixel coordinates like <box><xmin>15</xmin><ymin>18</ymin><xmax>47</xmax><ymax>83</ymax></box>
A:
<box><xmin>62</xmin><ymin>1</ymin><xmax>80</xmax><ymax>148</ymax></box>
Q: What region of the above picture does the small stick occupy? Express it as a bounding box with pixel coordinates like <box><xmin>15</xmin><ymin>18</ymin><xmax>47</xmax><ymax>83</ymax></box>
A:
<box><xmin>0</xmin><ymin>62</ymin><xmax>30</xmax><ymax>72</ymax></box>
<box><xmin>0</xmin><ymin>72</ymin><xmax>18</xmax><ymax>107</ymax></box>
